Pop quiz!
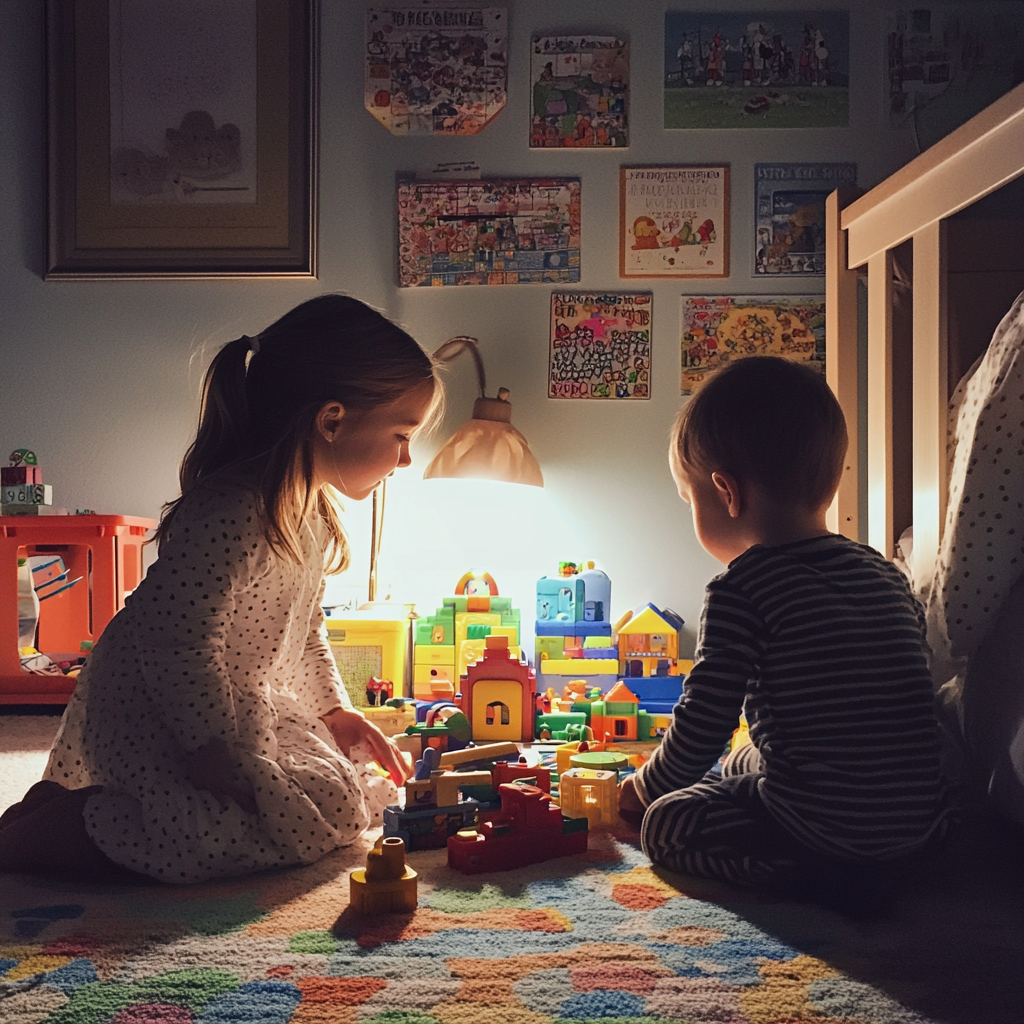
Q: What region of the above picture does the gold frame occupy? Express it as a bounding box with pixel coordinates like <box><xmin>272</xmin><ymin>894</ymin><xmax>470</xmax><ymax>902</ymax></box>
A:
<box><xmin>46</xmin><ymin>0</ymin><xmax>318</xmax><ymax>280</ymax></box>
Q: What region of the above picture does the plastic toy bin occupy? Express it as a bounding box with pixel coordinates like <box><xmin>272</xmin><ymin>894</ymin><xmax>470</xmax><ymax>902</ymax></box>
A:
<box><xmin>325</xmin><ymin>606</ymin><xmax>411</xmax><ymax>707</ymax></box>
<box><xmin>0</xmin><ymin>514</ymin><xmax>157</xmax><ymax>704</ymax></box>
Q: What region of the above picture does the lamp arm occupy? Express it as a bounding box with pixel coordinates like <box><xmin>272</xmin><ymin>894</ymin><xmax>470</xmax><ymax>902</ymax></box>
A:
<box><xmin>433</xmin><ymin>336</ymin><xmax>487</xmax><ymax>399</ymax></box>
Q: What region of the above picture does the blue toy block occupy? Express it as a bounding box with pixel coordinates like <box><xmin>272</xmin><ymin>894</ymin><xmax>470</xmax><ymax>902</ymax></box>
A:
<box><xmin>534</xmin><ymin>620</ymin><xmax>612</xmax><ymax>638</ymax></box>
<box><xmin>583</xmin><ymin>647</ymin><xmax>617</xmax><ymax>659</ymax></box>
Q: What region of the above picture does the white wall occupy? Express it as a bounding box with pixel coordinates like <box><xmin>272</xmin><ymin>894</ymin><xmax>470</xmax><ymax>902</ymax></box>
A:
<box><xmin>0</xmin><ymin>1</ymin><xmax>920</xmax><ymax>655</ymax></box>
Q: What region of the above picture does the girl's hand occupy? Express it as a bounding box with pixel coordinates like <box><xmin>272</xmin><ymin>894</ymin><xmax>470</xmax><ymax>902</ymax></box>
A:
<box><xmin>618</xmin><ymin>774</ymin><xmax>646</xmax><ymax>823</ymax></box>
<box><xmin>185</xmin><ymin>737</ymin><xmax>258</xmax><ymax>814</ymax></box>
<box><xmin>321</xmin><ymin>707</ymin><xmax>411</xmax><ymax>785</ymax></box>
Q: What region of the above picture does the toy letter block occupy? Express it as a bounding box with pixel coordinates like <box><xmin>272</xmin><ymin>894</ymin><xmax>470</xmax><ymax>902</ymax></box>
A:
<box><xmin>2</xmin><ymin>484</ymin><xmax>52</xmax><ymax>506</ymax></box>
<box><xmin>1</xmin><ymin>466</ymin><xmax>42</xmax><ymax>486</ymax></box>
<box><xmin>349</xmin><ymin>836</ymin><xmax>418</xmax><ymax>914</ymax></box>
<box><xmin>560</xmin><ymin>768</ymin><xmax>618</xmax><ymax>827</ymax></box>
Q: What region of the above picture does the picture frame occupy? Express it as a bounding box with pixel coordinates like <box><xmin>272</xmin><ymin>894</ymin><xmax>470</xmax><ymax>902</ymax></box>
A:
<box><xmin>45</xmin><ymin>0</ymin><xmax>319</xmax><ymax>280</ymax></box>
<box><xmin>619</xmin><ymin>166</ymin><xmax>729</xmax><ymax>278</ymax></box>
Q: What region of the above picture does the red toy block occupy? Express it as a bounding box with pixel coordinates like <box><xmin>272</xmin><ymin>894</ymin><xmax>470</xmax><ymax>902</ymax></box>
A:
<box><xmin>492</xmin><ymin>755</ymin><xmax>551</xmax><ymax>794</ymax></box>
<box><xmin>1</xmin><ymin>466</ymin><xmax>41</xmax><ymax>486</ymax></box>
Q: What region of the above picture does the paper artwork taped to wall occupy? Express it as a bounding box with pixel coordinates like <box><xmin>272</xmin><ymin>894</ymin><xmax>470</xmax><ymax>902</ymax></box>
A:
<box><xmin>397</xmin><ymin>178</ymin><xmax>581</xmax><ymax>287</ymax></box>
<box><xmin>754</xmin><ymin>163</ymin><xmax>855</xmax><ymax>276</ymax></box>
<box><xmin>663</xmin><ymin>11</ymin><xmax>849</xmax><ymax>128</ymax></box>
<box><xmin>885</xmin><ymin>5</ymin><xmax>1024</xmax><ymax>149</ymax></box>
<box><xmin>681</xmin><ymin>295</ymin><xmax>825</xmax><ymax>394</ymax></box>
<box><xmin>620</xmin><ymin>166</ymin><xmax>729</xmax><ymax>278</ymax></box>
<box><xmin>549</xmin><ymin>292</ymin><xmax>652</xmax><ymax>399</ymax></box>
<box><xmin>365</xmin><ymin>8</ymin><xmax>507</xmax><ymax>136</ymax></box>
<box><xmin>530</xmin><ymin>35</ymin><xmax>629</xmax><ymax>148</ymax></box>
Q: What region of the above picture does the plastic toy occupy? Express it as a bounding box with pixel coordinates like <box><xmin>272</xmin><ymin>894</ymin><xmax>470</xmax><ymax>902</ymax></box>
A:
<box><xmin>447</xmin><ymin>780</ymin><xmax>588</xmax><ymax>874</ymax></box>
<box><xmin>589</xmin><ymin>679</ymin><xmax>641</xmax><ymax>742</ymax></box>
<box><xmin>438</xmin><ymin>741</ymin><xmax>520</xmax><ymax>770</ymax></box>
<box><xmin>569</xmin><ymin>749</ymin><xmax>628</xmax><ymax>774</ymax></box>
<box><xmin>617</xmin><ymin>603</ymin><xmax>685</xmax><ymax>682</ymax></box>
<box><xmin>403</xmin><ymin>702</ymin><xmax>472</xmax><ymax>754</ymax></box>
<box><xmin>349</xmin><ymin>836</ymin><xmax>417</xmax><ymax>914</ymax></box>
<box><xmin>363</xmin><ymin>698</ymin><xmax>417</xmax><ymax>737</ymax></box>
<box><xmin>325</xmin><ymin>607</ymin><xmax>411</xmax><ymax>706</ymax></box>
<box><xmin>459</xmin><ymin>635</ymin><xmax>536</xmax><ymax>742</ymax></box>
<box><xmin>1</xmin><ymin>450</ymin><xmax>53</xmax><ymax>516</ymax></box>
<box><xmin>492</xmin><ymin>754</ymin><xmax>552</xmax><ymax>794</ymax></box>
<box><xmin>555</xmin><ymin>739</ymin><xmax>606</xmax><ymax>777</ymax></box>
<box><xmin>366</xmin><ymin>675</ymin><xmax>395</xmax><ymax>706</ymax></box>
<box><xmin>559</xmin><ymin>768</ymin><xmax>618</xmax><ymax>827</ymax></box>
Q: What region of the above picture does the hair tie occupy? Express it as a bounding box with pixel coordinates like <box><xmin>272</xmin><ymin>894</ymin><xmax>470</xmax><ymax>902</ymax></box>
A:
<box><xmin>248</xmin><ymin>335</ymin><xmax>261</xmax><ymax>355</ymax></box>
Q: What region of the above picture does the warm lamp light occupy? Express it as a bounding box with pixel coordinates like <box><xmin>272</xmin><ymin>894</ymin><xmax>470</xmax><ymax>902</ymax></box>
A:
<box><xmin>423</xmin><ymin>336</ymin><xmax>544</xmax><ymax>488</ymax></box>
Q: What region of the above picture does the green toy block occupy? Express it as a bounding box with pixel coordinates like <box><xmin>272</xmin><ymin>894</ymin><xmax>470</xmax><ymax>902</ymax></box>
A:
<box><xmin>535</xmin><ymin>636</ymin><xmax>566</xmax><ymax>660</ymax></box>
<box><xmin>582</xmin><ymin>635</ymin><xmax>613</xmax><ymax>648</ymax></box>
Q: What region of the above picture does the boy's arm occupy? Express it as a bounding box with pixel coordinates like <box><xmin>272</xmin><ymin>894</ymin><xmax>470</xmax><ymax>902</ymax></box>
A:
<box><xmin>633</xmin><ymin>578</ymin><xmax>765</xmax><ymax>806</ymax></box>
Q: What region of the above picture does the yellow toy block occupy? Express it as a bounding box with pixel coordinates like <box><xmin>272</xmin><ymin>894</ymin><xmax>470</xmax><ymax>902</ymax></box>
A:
<box><xmin>559</xmin><ymin>768</ymin><xmax>618</xmax><ymax>827</ymax></box>
<box><xmin>459</xmin><ymin>635</ymin><xmax>521</xmax><ymax>679</ymax></box>
<box><xmin>349</xmin><ymin>836</ymin><xmax>417</xmax><ymax>914</ymax></box>
<box><xmin>439</xmin><ymin>741</ymin><xmax>519</xmax><ymax>769</ymax></box>
<box><xmin>434</xmin><ymin>770</ymin><xmax>492</xmax><ymax>808</ymax></box>
<box><xmin>415</xmin><ymin>645</ymin><xmax>455</xmax><ymax>666</ymax></box>
<box><xmin>538</xmin><ymin>658</ymin><xmax>619</xmax><ymax>676</ymax></box>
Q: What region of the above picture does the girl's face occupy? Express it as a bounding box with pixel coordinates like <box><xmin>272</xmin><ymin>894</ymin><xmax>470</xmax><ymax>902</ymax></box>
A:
<box><xmin>312</xmin><ymin>382</ymin><xmax>435</xmax><ymax>500</ymax></box>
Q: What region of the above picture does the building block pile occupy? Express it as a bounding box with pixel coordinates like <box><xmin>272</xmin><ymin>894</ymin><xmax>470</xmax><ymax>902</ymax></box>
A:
<box><xmin>1</xmin><ymin>450</ymin><xmax>53</xmax><ymax>516</ymax></box>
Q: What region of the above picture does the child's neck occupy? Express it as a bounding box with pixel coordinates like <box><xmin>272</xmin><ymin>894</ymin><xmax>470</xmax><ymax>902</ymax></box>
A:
<box><xmin>743</xmin><ymin>493</ymin><xmax>831</xmax><ymax>549</ymax></box>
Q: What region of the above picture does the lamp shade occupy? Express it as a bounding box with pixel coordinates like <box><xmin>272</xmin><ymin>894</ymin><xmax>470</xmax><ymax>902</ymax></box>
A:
<box><xmin>423</xmin><ymin>396</ymin><xmax>543</xmax><ymax>487</ymax></box>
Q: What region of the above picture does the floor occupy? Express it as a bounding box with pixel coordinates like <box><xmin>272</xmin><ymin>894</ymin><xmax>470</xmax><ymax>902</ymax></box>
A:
<box><xmin>0</xmin><ymin>708</ymin><xmax>64</xmax><ymax>814</ymax></box>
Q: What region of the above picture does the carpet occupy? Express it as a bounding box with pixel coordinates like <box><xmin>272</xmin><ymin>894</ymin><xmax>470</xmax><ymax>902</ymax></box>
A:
<box><xmin>4</xmin><ymin>810</ymin><xmax>1023</xmax><ymax>1024</ymax></box>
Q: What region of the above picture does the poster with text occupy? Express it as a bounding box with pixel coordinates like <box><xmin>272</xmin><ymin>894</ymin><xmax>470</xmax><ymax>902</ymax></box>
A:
<box><xmin>620</xmin><ymin>166</ymin><xmax>729</xmax><ymax>278</ymax></box>
<box><xmin>664</xmin><ymin>10</ymin><xmax>849</xmax><ymax>128</ymax></box>
<box><xmin>549</xmin><ymin>292</ymin><xmax>652</xmax><ymax>399</ymax></box>
<box><xmin>886</xmin><ymin>5</ymin><xmax>1024</xmax><ymax>149</ymax></box>
<box><xmin>754</xmin><ymin>162</ymin><xmax>856</xmax><ymax>276</ymax></box>
<box><xmin>365</xmin><ymin>8</ymin><xmax>507</xmax><ymax>136</ymax></box>
<box><xmin>530</xmin><ymin>35</ymin><xmax>629</xmax><ymax>147</ymax></box>
<box><xmin>398</xmin><ymin>178</ymin><xmax>581</xmax><ymax>287</ymax></box>
<box><xmin>681</xmin><ymin>295</ymin><xmax>825</xmax><ymax>394</ymax></box>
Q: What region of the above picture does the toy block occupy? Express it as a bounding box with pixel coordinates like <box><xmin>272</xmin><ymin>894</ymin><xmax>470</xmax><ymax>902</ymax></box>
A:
<box><xmin>2</xmin><ymin>504</ymin><xmax>50</xmax><ymax>516</ymax></box>
<box><xmin>2</xmin><ymin>484</ymin><xmax>52</xmax><ymax>506</ymax></box>
<box><xmin>435</xmin><ymin>769</ymin><xmax>493</xmax><ymax>808</ymax></box>
<box><xmin>569</xmin><ymin>749</ymin><xmax>628</xmax><ymax>773</ymax></box>
<box><xmin>492</xmin><ymin>755</ymin><xmax>552</xmax><ymax>793</ymax></box>
<box><xmin>559</xmin><ymin>768</ymin><xmax>618</xmax><ymax>827</ymax></box>
<box><xmin>459</xmin><ymin>636</ymin><xmax>521</xmax><ymax>679</ymax></box>
<box><xmin>466</xmin><ymin>596</ymin><xmax>490</xmax><ymax>612</ymax></box>
<box><xmin>583</xmin><ymin>647</ymin><xmax>618</xmax><ymax>659</ymax></box>
<box><xmin>638</xmin><ymin>710</ymin><xmax>673</xmax><ymax>740</ymax></box>
<box><xmin>415</xmin><ymin>644</ymin><xmax>455</xmax><ymax>665</ymax></box>
<box><xmin>538</xmin><ymin>658</ymin><xmax>619</xmax><ymax>676</ymax></box>
<box><xmin>454</xmin><ymin>611</ymin><xmax>501</xmax><ymax>651</ymax></box>
<box><xmin>1</xmin><ymin>466</ymin><xmax>41</xmax><ymax>486</ymax></box>
<box><xmin>555</xmin><ymin>739</ymin><xmax>605</xmax><ymax>777</ymax></box>
<box><xmin>534</xmin><ymin>620</ymin><xmax>612</xmax><ymax>638</ymax></box>
<box><xmin>535</xmin><ymin>711</ymin><xmax>588</xmax><ymax>743</ymax></box>
<box><xmin>364</xmin><ymin>702</ymin><xmax>417</xmax><ymax>737</ymax></box>
<box><xmin>535</xmin><ymin>635</ymin><xmax>565</xmax><ymax>661</ymax></box>
<box><xmin>439</xmin><ymin>741</ymin><xmax>520</xmax><ymax>770</ymax></box>
<box><xmin>412</xmin><ymin>666</ymin><xmax>455</xmax><ymax>700</ymax></box>
<box><xmin>349</xmin><ymin>836</ymin><xmax>417</xmax><ymax>914</ymax></box>
<box><xmin>582</xmin><ymin>636</ymin><xmax>613</xmax><ymax>648</ymax></box>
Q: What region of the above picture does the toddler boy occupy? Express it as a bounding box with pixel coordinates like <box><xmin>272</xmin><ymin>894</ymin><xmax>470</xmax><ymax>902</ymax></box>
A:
<box><xmin>620</xmin><ymin>356</ymin><xmax>951</xmax><ymax>887</ymax></box>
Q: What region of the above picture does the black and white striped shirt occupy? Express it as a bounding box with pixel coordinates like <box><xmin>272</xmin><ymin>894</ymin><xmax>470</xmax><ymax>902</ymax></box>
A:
<box><xmin>635</xmin><ymin>534</ymin><xmax>950</xmax><ymax>860</ymax></box>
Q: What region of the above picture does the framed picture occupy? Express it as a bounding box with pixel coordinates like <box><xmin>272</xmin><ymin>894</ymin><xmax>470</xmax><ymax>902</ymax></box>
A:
<box><xmin>754</xmin><ymin>163</ymin><xmax>856</xmax><ymax>276</ymax></box>
<box><xmin>530</xmin><ymin>35</ymin><xmax>629</xmax><ymax>148</ymax></box>
<box><xmin>664</xmin><ymin>11</ymin><xmax>849</xmax><ymax>128</ymax></box>
<box><xmin>365</xmin><ymin>8</ymin><xmax>507</xmax><ymax>136</ymax></box>
<box><xmin>397</xmin><ymin>178</ymin><xmax>581</xmax><ymax>287</ymax></box>
<box><xmin>549</xmin><ymin>292</ymin><xmax>651</xmax><ymax>399</ymax></box>
<box><xmin>620</xmin><ymin>166</ymin><xmax>729</xmax><ymax>278</ymax></box>
<box><xmin>46</xmin><ymin>0</ymin><xmax>318</xmax><ymax>280</ymax></box>
<box><xmin>680</xmin><ymin>294</ymin><xmax>825</xmax><ymax>394</ymax></box>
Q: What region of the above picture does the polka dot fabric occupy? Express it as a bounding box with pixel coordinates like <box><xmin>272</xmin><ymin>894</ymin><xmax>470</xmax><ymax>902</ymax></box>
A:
<box><xmin>43</xmin><ymin>482</ymin><xmax>372</xmax><ymax>883</ymax></box>
<box><xmin>924</xmin><ymin>289</ymin><xmax>1024</xmax><ymax>682</ymax></box>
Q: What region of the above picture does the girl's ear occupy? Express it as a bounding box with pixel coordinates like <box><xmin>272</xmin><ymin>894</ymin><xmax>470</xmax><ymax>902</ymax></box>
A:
<box><xmin>711</xmin><ymin>470</ymin><xmax>743</xmax><ymax>518</ymax></box>
<box><xmin>315</xmin><ymin>401</ymin><xmax>346</xmax><ymax>443</ymax></box>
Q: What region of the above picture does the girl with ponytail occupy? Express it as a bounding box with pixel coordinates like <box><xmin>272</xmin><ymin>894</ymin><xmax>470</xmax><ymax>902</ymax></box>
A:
<box><xmin>1</xmin><ymin>295</ymin><xmax>439</xmax><ymax>882</ymax></box>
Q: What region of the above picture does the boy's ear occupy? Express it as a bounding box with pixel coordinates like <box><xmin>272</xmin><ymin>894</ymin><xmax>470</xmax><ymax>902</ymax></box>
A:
<box><xmin>711</xmin><ymin>471</ymin><xmax>743</xmax><ymax>518</ymax></box>
<box><xmin>315</xmin><ymin>401</ymin><xmax>346</xmax><ymax>443</ymax></box>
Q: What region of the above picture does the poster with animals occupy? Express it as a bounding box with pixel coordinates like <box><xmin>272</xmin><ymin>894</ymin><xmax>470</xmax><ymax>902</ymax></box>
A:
<box><xmin>365</xmin><ymin>8</ymin><xmax>507</xmax><ymax>136</ymax></box>
<box><xmin>397</xmin><ymin>178</ymin><xmax>581</xmax><ymax>287</ymax></box>
<box><xmin>620</xmin><ymin>166</ymin><xmax>729</xmax><ymax>278</ymax></box>
<box><xmin>530</xmin><ymin>35</ymin><xmax>629</xmax><ymax>148</ymax></box>
<box><xmin>680</xmin><ymin>295</ymin><xmax>825</xmax><ymax>394</ymax></box>
<box><xmin>549</xmin><ymin>292</ymin><xmax>652</xmax><ymax>399</ymax></box>
<box><xmin>664</xmin><ymin>11</ymin><xmax>849</xmax><ymax>128</ymax></box>
<box><xmin>754</xmin><ymin>163</ymin><xmax>856</xmax><ymax>276</ymax></box>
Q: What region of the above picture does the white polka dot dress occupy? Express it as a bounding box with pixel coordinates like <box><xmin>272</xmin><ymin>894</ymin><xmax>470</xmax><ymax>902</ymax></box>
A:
<box><xmin>43</xmin><ymin>482</ymin><xmax>372</xmax><ymax>883</ymax></box>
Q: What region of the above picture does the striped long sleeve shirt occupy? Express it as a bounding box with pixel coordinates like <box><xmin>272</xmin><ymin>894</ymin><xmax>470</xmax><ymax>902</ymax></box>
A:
<box><xmin>634</xmin><ymin>534</ymin><xmax>950</xmax><ymax>860</ymax></box>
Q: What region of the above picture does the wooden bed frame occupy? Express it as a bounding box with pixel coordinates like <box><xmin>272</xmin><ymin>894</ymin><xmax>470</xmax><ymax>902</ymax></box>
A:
<box><xmin>826</xmin><ymin>82</ymin><xmax>1024</xmax><ymax>585</ymax></box>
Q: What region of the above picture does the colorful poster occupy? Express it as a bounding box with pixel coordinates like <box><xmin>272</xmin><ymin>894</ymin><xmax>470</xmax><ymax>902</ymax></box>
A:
<box><xmin>620</xmin><ymin>166</ymin><xmax>729</xmax><ymax>278</ymax></box>
<box><xmin>754</xmin><ymin>163</ymin><xmax>856</xmax><ymax>276</ymax></box>
<box><xmin>397</xmin><ymin>178</ymin><xmax>581</xmax><ymax>287</ymax></box>
<box><xmin>530</xmin><ymin>35</ymin><xmax>629</xmax><ymax>148</ymax></box>
<box><xmin>886</xmin><ymin>5</ymin><xmax>1024</xmax><ymax>149</ymax></box>
<box><xmin>680</xmin><ymin>295</ymin><xmax>825</xmax><ymax>394</ymax></box>
<box><xmin>664</xmin><ymin>11</ymin><xmax>849</xmax><ymax>128</ymax></box>
<box><xmin>365</xmin><ymin>8</ymin><xmax>507</xmax><ymax>136</ymax></box>
<box><xmin>549</xmin><ymin>292</ymin><xmax>652</xmax><ymax>399</ymax></box>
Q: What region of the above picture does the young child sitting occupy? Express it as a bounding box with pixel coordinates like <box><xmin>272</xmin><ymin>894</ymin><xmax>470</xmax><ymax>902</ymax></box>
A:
<box><xmin>619</xmin><ymin>356</ymin><xmax>952</xmax><ymax>889</ymax></box>
<box><xmin>0</xmin><ymin>295</ymin><xmax>434</xmax><ymax>883</ymax></box>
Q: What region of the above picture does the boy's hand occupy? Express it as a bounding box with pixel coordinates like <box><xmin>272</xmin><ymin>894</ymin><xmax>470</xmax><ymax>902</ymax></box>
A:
<box><xmin>185</xmin><ymin>736</ymin><xmax>258</xmax><ymax>814</ymax></box>
<box><xmin>618</xmin><ymin>774</ymin><xmax>646</xmax><ymax>824</ymax></box>
<box><xmin>321</xmin><ymin>707</ymin><xmax>411</xmax><ymax>785</ymax></box>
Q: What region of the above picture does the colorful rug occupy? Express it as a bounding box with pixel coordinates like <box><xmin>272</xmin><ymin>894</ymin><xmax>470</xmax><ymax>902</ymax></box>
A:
<box><xmin>1</xmin><ymin>819</ymin><xmax>1021</xmax><ymax>1024</ymax></box>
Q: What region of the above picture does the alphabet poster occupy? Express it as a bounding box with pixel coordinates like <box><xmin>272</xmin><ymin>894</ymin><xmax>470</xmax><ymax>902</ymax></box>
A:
<box><xmin>620</xmin><ymin>166</ymin><xmax>729</xmax><ymax>278</ymax></box>
<box><xmin>754</xmin><ymin>162</ymin><xmax>856</xmax><ymax>276</ymax></box>
<box><xmin>397</xmin><ymin>178</ymin><xmax>581</xmax><ymax>287</ymax></box>
<box><xmin>530</xmin><ymin>35</ymin><xmax>629</xmax><ymax>148</ymax></box>
<box><xmin>549</xmin><ymin>292</ymin><xmax>652</xmax><ymax>399</ymax></box>
<box><xmin>365</xmin><ymin>8</ymin><xmax>507</xmax><ymax>136</ymax></box>
<box><xmin>681</xmin><ymin>295</ymin><xmax>825</xmax><ymax>394</ymax></box>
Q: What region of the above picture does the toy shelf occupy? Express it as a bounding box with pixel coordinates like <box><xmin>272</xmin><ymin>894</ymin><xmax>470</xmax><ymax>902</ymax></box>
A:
<box><xmin>0</xmin><ymin>514</ymin><xmax>157</xmax><ymax>704</ymax></box>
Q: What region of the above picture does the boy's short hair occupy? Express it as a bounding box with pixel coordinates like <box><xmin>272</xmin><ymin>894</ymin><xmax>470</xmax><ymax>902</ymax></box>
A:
<box><xmin>671</xmin><ymin>356</ymin><xmax>848</xmax><ymax>509</ymax></box>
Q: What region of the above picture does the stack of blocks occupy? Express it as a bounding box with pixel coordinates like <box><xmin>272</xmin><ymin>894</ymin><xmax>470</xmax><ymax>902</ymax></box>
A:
<box><xmin>412</xmin><ymin>571</ymin><xmax>522</xmax><ymax>702</ymax></box>
<box><xmin>1</xmin><ymin>450</ymin><xmax>53</xmax><ymax>516</ymax></box>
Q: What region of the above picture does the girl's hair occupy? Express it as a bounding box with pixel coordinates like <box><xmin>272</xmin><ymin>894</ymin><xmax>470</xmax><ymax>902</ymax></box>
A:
<box><xmin>158</xmin><ymin>294</ymin><xmax>440</xmax><ymax>573</ymax></box>
<box><xmin>670</xmin><ymin>356</ymin><xmax>848</xmax><ymax>510</ymax></box>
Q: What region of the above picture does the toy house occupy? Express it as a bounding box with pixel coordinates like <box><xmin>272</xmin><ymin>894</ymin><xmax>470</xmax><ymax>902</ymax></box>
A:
<box><xmin>459</xmin><ymin>635</ymin><xmax>536</xmax><ymax>742</ymax></box>
<box><xmin>616</xmin><ymin>603</ymin><xmax>687</xmax><ymax>714</ymax></box>
<box><xmin>588</xmin><ymin>679</ymin><xmax>641</xmax><ymax>742</ymax></box>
